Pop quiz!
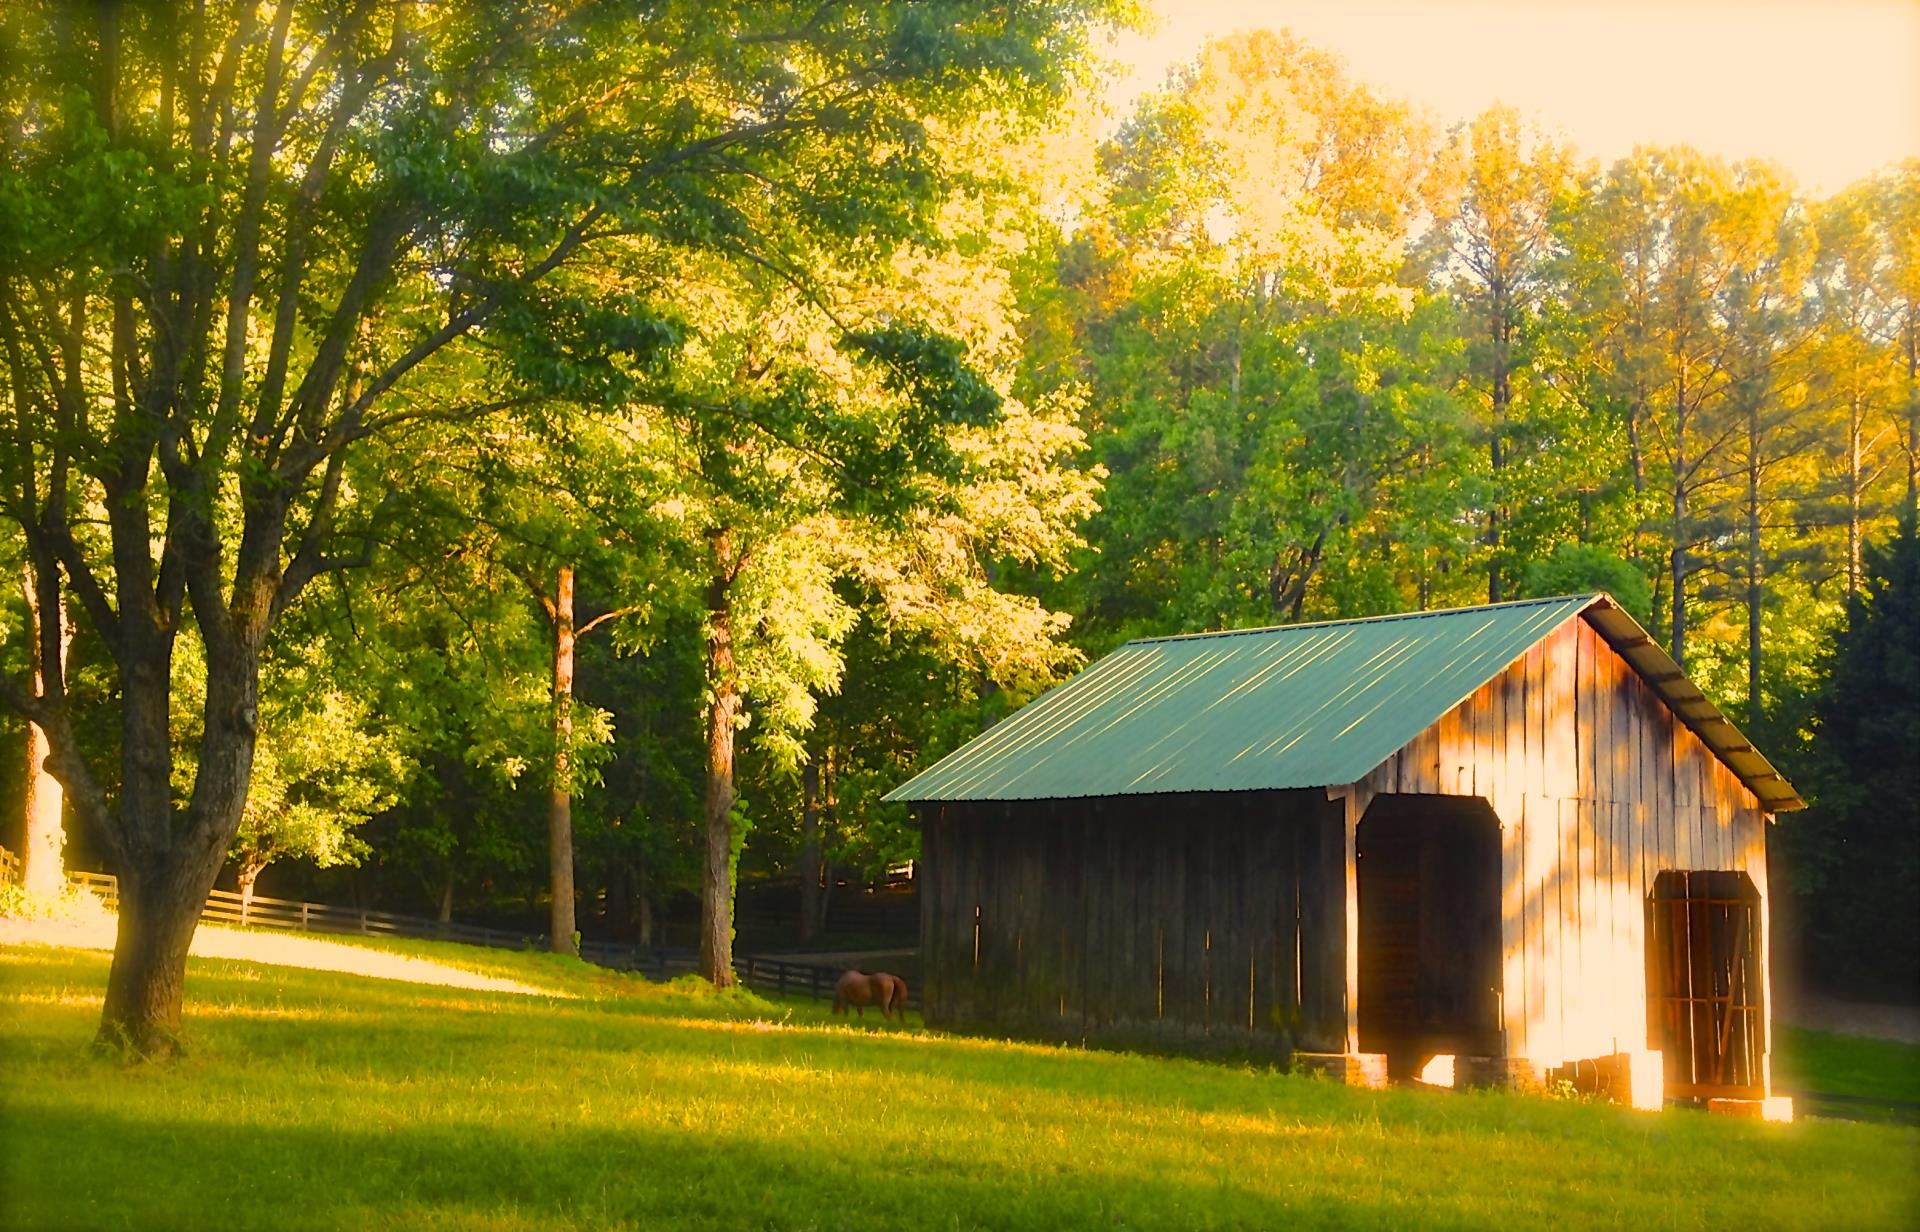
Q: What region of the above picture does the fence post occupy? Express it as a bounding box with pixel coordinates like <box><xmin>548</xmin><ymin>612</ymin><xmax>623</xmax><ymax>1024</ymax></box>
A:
<box><xmin>810</xmin><ymin>967</ymin><xmax>821</xmax><ymax>1001</ymax></box>
<box><xmin>300</xmin><ymin>902</ymin><xmax>310</xmax><ymax>931</ymax></box>
<box><xmin>359</xmin><ymin>909</ymin><xmax>368</xmax><ymax>936</ymax></box>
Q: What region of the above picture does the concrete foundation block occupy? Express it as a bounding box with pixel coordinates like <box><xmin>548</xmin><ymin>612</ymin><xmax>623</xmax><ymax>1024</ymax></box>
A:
<box><xmin>1294</xmin><ymin>1051</ymin><xmax>1389</xmax><ymax>1089</ymax></box>
<box><xmin>1708</xmin><ymin>1096</ymin><xmax>1794</xmax><ymax>1123</ymax></box>
<box><xmin>1454</xmin><ymin>1055</ymin><xmax>1548</xmax><ymax>1092</ymax></box>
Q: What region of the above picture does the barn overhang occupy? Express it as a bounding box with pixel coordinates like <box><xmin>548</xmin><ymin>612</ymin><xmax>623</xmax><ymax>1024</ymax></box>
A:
<box><xmin>1576</xmin><ymin>597</ymin><xmax>1802</xmax><ymax>813</ymax></box>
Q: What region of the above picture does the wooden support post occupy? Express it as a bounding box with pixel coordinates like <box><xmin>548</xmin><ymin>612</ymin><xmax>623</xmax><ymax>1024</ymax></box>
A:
<box><xmin>1327</xmin><ymin>784</ymin><xmax>1372</xmax><ymax>1058</ymax></box>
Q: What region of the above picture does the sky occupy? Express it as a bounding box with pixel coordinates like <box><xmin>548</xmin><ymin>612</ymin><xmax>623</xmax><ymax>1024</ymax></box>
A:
<box><xmin>1104</xmin><ymin>0</ymin><xmax>1920</xmax><ymax>196</ymax></box>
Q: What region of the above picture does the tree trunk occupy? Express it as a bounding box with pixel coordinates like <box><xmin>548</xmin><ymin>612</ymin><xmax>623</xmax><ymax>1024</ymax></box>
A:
<box><xmin>20</xmin><ymin>563</ymin><xmax>71</xmax><ymax>897</ymax></box>
<box><xmin>547</xmin><ymin>565</ymin><xmax>578</xmax><ymax>954</ymax></box>
<box><xmin>235</xmin><ymin>856</ymin><xmax>265</xmax><ymax>925</ymax></box>
<box><xmin>91</xmin><ymin>620</ymin><xmax>252</xmax><ymax>1056</ymax></box>
<box><xmin>437</xmin><ymin>867</ymin><xmax>455</xmax><ymax>925</ymax></box>
<box><xmin>95</xmin><ymin>632</ymin><xmax>260</xmax><ymax>1058</ymax></box>
<box><xmin>1487</xmin><ymin>274</ymin><xmax>1510</xmax><ymax>604</ymax></box>
<box><xmin>699</xmin><ymin>536</ymin><xmax>739</xmax><ymax>988</ymax></box>
<box><xmin>1847</xmin><ymin>394</ymin><xmax>1864</xmax><ymax>601</ymax></box>
<box><xmin>1670</xmin><ymin>370</ymin><xmax>1689</xmax><ymax>671</ymax></box>
<box><xmin>1745</xmin><ymin>398</ymin><xmax>1764</xmax><ymax>731</ymax></box>
<box><xmin>798</xmin><ymin>755</ymin><xmax>825</xmax><ymax>943</ymax></box>
<box><xmin>1906</xmin><ymin>312</ymin><xmax>1918</xmax><ymax>520</ymax></box>
<box><xmin>98</xmin><ymin>865</ymin><xmax>204</xmax><ymax>1059</ymax></box>
<box><xmin>636</xmin><ymin>859</ymin><xmax>654</xmax><ymax>949</ymax></box>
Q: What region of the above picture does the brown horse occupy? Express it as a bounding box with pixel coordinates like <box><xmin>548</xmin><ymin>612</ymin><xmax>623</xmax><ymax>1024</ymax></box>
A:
<box><xmin>832</xmin><ymin>969</ymin><xmax>909</xmax><ymax>1022</ymax></box>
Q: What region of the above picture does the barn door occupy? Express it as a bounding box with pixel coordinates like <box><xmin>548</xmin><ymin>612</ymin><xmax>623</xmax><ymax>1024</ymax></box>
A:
<box><xmin>1645</xmin><ymin>870</ymin><xmax>1764</xmax><ymax>1098</ymax></box>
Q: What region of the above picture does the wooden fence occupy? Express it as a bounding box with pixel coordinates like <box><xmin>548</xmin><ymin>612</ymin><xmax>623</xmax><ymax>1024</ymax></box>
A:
<box><xmin>67</xmin><ymin>870</ymin><xmax>118</xmax><ymax>908</ymax></box>
<box><xmin>57</xmin><ymin>870</ymin><xmax>914</xmax><ymax>1010</ymax></box>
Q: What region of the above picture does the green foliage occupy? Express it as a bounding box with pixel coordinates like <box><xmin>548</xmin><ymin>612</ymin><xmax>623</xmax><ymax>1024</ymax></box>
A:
<box><xmin>0</xmin><ymin>882</ymin><xmax>110</xmax><ymax>924</ymax></box>
<box><xmin>1520</xmin><ymin>544</ymin><xmax>1654</xmax><ymax>624</ymax></box>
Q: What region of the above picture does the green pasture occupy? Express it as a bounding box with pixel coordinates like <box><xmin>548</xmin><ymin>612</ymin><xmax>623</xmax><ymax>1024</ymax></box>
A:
<box><xmin>2</xmin><ymin>937</ymin><xmax>1916</xmax><ymax>1231</ymax></box>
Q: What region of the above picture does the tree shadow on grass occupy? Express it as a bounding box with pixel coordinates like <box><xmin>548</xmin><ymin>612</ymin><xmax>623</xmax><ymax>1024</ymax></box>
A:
<box><xmin>9</xmin><ymin>1102</ymin><xmax>1498</xmax><ymax>1232</ymax></box>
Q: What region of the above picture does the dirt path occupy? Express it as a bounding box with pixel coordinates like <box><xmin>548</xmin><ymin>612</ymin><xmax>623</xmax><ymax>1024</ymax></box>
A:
<box><xmin>0</xmin><ymin>916</ymin><xmax>565</xmax><ymax>998</ymax></box>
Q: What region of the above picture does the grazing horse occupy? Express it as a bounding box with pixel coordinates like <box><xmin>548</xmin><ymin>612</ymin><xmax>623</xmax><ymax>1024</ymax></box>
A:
<box><xmin>833</xmin><ymin>969</ymin><xmax>909</xmax><ymax>1022</ymax></box>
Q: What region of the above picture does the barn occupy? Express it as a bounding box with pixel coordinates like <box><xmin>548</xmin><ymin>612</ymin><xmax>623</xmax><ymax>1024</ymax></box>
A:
<box><xmin>886</xmin><ymin>594</ymin><xmax>1803</xmax><ymax>1111</ymax></box>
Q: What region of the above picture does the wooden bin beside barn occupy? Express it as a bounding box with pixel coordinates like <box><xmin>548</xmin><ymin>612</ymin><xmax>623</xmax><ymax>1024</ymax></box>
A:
<box><xmin>886</xmin><ymin>595</ymin><xmax>1802</xmax><ymax>1112</ymax></box>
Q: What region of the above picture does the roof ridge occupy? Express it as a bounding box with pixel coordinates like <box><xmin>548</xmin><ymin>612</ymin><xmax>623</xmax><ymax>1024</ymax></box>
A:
<box><xmin>1124</xmin><ymin>594</ymin><xmax>1601</xmax><ymax>646</ymax></box>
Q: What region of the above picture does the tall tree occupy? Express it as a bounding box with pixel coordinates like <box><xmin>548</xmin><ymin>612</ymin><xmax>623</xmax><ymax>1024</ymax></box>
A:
<box><xmin>1810</xmin><ymin>186</ymin><xmax>1905</xmax><ymax>601</ymax></box>
<box><xmin>17</xmin><ymin>561</ymin><xmax>70</xmax><ymax>896</ymax></box>
<box><xmin>1777</xmin><ymin>517</ymin><xmax>1920</xmax><ymax>999</ymax></box>
<box><xmin>1871</xmin><ymin>164</ymin><xmax>1920</xmax><ymax>519</ymax></box>
<box><xmin>0</xmin><ymin>0</ymin><xmax>1121</xmax><ymax>1054</ymax></box>
<box><xmin>1714</xmin><ymin>163</ymin><xmax>1812</xmax><ymax>725</ymax></box>
<box><xmin>1563</xmin><ymin>150</ymin><xmax>1749</xmax><ymax>669</ymax></box>
<box><xmin>1035</xmin><ymin>31</ymin><xmax>1468</xmax><ymax>636</ymax></box>
<box><xmin>1431</xmin><ymin>106</ymin><xmax>1573</xmax><ymax>602</ymax></box>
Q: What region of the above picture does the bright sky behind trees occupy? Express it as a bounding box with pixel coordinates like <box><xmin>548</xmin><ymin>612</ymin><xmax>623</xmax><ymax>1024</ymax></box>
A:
<box><xmin>1107</xmin><ymin>0</ymin><xmax>1920</xmax><ymax>194</ymax></box>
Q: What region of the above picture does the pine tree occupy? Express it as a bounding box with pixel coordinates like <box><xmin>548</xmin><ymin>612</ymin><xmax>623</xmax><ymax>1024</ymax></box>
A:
<box><xmin>1780</xmin><ymin>517</ymin><xmax>1920</xmax><ymax>1000</ymax></box>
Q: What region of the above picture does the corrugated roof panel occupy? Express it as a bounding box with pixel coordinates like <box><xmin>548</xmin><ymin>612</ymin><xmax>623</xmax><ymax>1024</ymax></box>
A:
<box><xmin>886</xmin><ymin>595</ymin><xmax>1595</xmax><ymax>802</ymax></box>
<box><xmin>884</xmin><ymin>593</ymin><xmax>1805</xmax><ymax>812</ymax></box>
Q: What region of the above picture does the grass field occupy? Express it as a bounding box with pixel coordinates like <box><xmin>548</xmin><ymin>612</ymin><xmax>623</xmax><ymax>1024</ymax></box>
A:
<box><xmin>1774</xmin><ymin>1025</ymin><xmax>1920</xmax><ymax>1104</ymax></box>
<box><xmin>3</xmin><ymin>936</ymin><xmax>1917</xmax><ymax>1231</ymax></box>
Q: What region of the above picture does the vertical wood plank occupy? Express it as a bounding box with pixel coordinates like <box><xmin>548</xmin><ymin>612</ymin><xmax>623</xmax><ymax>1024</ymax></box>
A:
<box><xmin>1184</xmin><ymin>809</ymin><xmax>1212</xmax><ymax>1038</ymax></box>
<box><xmin>1343</xmin><ymin>791</ymin><xmax>1361</xmax><ymax>1055</ymax></box>
<box><xmin>1575</xmin><ymin>622</ymin><xmax>1596</xmax><ymax>803</ymax></box>
<box><xmin>1161</xmin><ymin>806</ymin><xmax>1187</xmax><ymax>1031</ymax></box>
<box><xmin>1499</xmin><ymin>787</ymin><xmax>1527</xmax><ymax>1059</ymax></box>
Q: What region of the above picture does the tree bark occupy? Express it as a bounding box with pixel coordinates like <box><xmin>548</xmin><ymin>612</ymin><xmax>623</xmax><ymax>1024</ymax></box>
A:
<box><xmin>1905</xmin><ymin>310</ymin><xmax>1918</xmax><ymax>520</ymax></box>
<box><xmin>1847</xmin><ymin>393</ymin><xmax>1865</xmax><ymax>601</ymax></box>
<box><xmin>547</xmin><ymin>565</ymin><xmax>577</xmax><ymax>954</ymax></box>
<box><xmin>20</xmin><ymin>563</ymin><xmax>70</xmax><ymax>897</ymax></box>
<box><xmin>1487</xmin><ymin>272</ymin><xmax>1510</xmax><ymax>604</ymax></box>
<box><xmin>797</xmin><ymin>754</ymin><xmax>825</xmax><ymax>943</ymax></box>
<box><xmin>1745</xmin><ymin>397</ymin><xmax>1764</xmax><ymax>730</ymax></box>
<box><xmin>95</xmin><ymin>636</ymin><xmax>261</xmax><ymax>1057</ymax></box>
<box><xmin>98</xmin><ymin>866</ymin><xmax>203</xmax><ymax>1060</ymax></box>
<box><xmin>699</xmin><ymin>534</ymin><xmax>739</xmax><ymax>988</ymax></box>
<box><xmin>437</xmin><ymin>867</ymin><xmax>455</xmax><ymax>925</ymax></box>
<box><xmin>1670</xmin><ymin>363</ymin><xmax>1690</xmax><ymax>671</ymax></box>
<box><xmin>636</xmin><ymin>857</ymin><xmax>654</xmax><ymax>949</ymax></box>
<box><xmin>235</xmin><ymin>855</ymin><xmax>265</xmax><ymax>925</ymax></box>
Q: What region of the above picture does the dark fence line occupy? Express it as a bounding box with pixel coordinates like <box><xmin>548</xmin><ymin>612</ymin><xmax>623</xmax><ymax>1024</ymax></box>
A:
<box><xmin>59</xmin><ymin>870</ymin><xmax>916</xmax><ymax>1012</ymax></box>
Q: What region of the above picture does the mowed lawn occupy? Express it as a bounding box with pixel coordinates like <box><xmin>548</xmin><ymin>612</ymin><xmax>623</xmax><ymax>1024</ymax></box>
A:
<box><xmin>3</xmin><ymin>940</ymin><xmax>1917</xmax><ymax>1232</ymax></box>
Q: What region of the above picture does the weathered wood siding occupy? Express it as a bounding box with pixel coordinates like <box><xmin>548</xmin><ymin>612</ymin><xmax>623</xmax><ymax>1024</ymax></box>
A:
<box><xmin>1356</xmin><ymin>615</ymin><xmax>1771</xmax><ymax>1069</ymax></box>
<box><xmin>920</xmin><ymin>789</ymin><xmax>1347</xmax><ymax>1056</ymax></box>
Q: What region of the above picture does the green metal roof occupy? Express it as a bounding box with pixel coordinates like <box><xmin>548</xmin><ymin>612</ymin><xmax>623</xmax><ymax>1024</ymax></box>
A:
<box><xmin>884</xmin><ymin>594</ymin><xmax>1803</xmax><ymax>811</ymax></box>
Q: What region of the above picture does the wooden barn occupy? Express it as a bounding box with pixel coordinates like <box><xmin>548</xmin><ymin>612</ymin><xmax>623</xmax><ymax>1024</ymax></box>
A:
<box><xmin>886</xmin><ymin>595</ymin><xmax>1803</xmax><ymax>1111</ymax></box>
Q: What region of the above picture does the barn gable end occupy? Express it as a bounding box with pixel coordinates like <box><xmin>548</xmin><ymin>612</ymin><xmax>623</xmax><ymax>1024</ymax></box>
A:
<box><xmin>1351</xmin><ymin>615</ymin><xmax>1771</xmax><ymax>1068</ymax></box>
